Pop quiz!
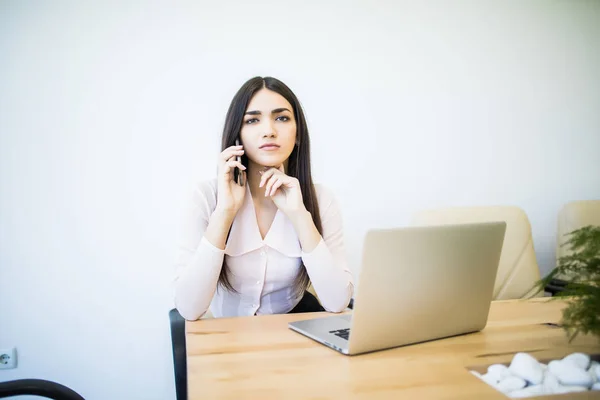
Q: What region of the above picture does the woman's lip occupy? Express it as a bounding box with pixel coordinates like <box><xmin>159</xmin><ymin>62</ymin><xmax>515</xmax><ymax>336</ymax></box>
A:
<box><xmin>260</xmin><ymin>144</ymin><xmax>280</xmax><ymax>150</ymax></box>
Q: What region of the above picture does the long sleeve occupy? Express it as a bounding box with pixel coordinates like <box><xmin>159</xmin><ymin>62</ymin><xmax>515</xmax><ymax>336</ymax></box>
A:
<box><xmin>301</xmin><ymin>186</ymin><xmax>354</xmax><ymax>312</ymax></box>
<box><xmin>173</xmin><ymin>180</ymin><xmax>224</xmax><ymax>320</ymax></box>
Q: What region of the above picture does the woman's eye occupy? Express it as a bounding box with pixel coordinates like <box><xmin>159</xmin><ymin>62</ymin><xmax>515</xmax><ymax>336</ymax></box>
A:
<box><xmin>245</xmin><ymin>118</ymin><xmax>259</xmax><ymax>124</ymax></box>
<box><xmin>276</xmin><ymin>116</ymin><xmax>290</xmax><ymax>122</ymax></box>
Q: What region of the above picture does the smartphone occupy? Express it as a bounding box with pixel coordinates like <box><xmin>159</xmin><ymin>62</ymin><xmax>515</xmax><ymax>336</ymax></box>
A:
<box><xmin>235</xmin><ymin>139</ymin><xmax>245</xmax><ymax>186</ymax></box>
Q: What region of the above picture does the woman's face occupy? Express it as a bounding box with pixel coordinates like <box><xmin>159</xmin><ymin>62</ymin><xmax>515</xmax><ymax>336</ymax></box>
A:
<box><xmin>240</xmin><ymin>88</ymin><xmax>297</xmax><ymax>169</ymax></box>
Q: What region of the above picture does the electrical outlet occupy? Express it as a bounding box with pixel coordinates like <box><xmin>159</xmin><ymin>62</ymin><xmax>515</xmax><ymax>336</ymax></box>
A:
<box><xmin>0</xmin><ymin>348</ymin><xmax>17</xmax><ymax>369</ymax></box>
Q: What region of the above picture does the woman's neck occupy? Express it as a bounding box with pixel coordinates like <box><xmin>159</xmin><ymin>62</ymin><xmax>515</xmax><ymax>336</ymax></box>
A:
<box><xmin>246</xmin><ymin>160</ymin><xmax>287</xmax><ymax>207</ymax></box>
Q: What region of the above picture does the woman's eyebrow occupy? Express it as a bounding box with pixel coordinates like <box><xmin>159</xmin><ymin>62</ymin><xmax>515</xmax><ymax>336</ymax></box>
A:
<box><xmin>245</xmin><ymin>108</ymin><xmax>291</xmax><ymax>116</ymax></box>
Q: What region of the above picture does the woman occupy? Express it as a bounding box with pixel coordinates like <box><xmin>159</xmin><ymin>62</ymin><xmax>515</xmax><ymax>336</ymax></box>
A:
<box><xmin>173</xmin><ymin>76</ymin><xmax>354</xmax><ymax>320</ymax></box>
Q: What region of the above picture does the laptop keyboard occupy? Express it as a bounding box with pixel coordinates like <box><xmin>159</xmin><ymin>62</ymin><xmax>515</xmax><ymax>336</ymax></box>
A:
<box><xmin>329</xmin><ymin>328</ymin><xmax>350</xmax><ymax>340</ymax></box>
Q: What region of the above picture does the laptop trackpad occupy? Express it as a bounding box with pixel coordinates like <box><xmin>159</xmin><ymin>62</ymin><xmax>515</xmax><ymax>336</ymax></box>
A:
<box><xmin>290</xmin><ymin>313</ymin><xmax>351</xmax><ymax>334</ymax></box>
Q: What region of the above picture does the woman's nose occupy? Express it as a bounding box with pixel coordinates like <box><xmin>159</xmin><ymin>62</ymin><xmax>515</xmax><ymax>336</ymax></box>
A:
<box><xmin>262</xmin><ymin>120</ymin><xmax>276</xmax><ymax>137</ymax></box>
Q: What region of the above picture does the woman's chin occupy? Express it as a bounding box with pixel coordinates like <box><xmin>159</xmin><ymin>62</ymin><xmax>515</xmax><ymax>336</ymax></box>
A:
<box><xmin>254</xmin><ymin>157</ymin><xmax>287</xmax><ymax>168</ymax></box>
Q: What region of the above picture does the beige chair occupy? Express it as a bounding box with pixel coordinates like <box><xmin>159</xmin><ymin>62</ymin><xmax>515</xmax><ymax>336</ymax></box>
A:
<box><xmin>556</xmin><ymin>200</ymin><xmax>600</xmax><ymax>263</ymax></box>
<box><xmin>411</xmin><ymin>206</ymin><xmax>542</xmax><ymax>300</ymax></box>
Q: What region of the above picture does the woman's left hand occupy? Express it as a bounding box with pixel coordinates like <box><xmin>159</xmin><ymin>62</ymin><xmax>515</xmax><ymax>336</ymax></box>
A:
<box><xmin>259</xmin><ymin>164</ymin><xmax>306</xmax><ymax>217</ymax></box>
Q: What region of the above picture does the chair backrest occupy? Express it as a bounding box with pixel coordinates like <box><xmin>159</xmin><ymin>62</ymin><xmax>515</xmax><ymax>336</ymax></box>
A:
<box><xmin>556</xmin><ymin>200</ymin><xmax>600</xmax><ymax>264</ymax></box>
<box><xmin>169</xmin><ymin>309</ymin><xmax>187</xmax><ymax>400</ymax></box>
<box><xmin>411</xmin><ymin>206</ymin><xmax>542</xmax><ymax>300</ymax></box>
<box><xmin>0</xmin><ymin>379</ymin><xmax>84</xmax><ymax>400</ymax></box>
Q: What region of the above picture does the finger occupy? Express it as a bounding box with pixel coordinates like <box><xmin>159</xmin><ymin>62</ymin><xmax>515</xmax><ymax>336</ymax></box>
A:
<box><xmin>224</xmin><ymin>145</ymin><xmax>244</xmax><ymax>154</ymax></box>
<box><xmin>259</xmin><ymin>169</ymin><xmax>278</xmax><ymax>188</ymax></box>
<box><xmin>222</xmin><ymin>155</ymin><xmax>236</xmax><ymax>174</ymax></box>
<box><xmin>221</xmin><ymin>149</ymin><xmax>244</xmax><ymax>161</ymax></box>
<box><xmin>223</xmin><ymin>159</ymin><xmax>246</xmax><ymax>175</ymax></box>
<box><xmin>264</xmin><ymin>175</ymin><xmax>278</xmax><ymax>196</ymax></box>
<box><xmin>269</xmin><ymin>179</ymin><xmax>284</xmax><ymax>196</ymax></box>
<box><xmin>221</xmin><ymin>147</ymin><xmax>244</xmax><ymax>162</ymax></box>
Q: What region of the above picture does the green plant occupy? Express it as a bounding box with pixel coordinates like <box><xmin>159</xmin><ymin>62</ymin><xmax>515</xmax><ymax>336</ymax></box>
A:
<box><xmin>533</xmin><ymin>225</ymin><xmax>600</xmax><ymax>342</ymax></box>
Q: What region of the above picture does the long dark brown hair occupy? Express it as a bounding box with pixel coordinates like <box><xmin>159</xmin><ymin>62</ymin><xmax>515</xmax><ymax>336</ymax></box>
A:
<box><xmin>218</xmin><ymin>76</ymin><xmax>322</xmax><ymax>298</ymax></box>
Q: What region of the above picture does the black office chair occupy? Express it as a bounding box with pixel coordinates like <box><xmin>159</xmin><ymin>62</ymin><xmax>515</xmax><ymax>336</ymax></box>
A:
<box><xmin>170</xmin><ymin>308</ymin><xmax>187</xmax><ymax>400</ymax></box>
<box><xmin>0</xmin><ymin>379</ymin><xmax>84</xmax><ymax>399</ymax></box>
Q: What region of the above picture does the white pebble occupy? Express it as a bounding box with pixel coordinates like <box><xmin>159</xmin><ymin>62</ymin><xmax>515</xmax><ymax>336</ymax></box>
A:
<box><xmin>487</xmin><ymin>364</ymin><xmax>512</xmax><ymax>381</ymax></box>
<box><xmin>542</xmin><ymin>371</ymin><xmax>561</xmax><ymax>394</ymax></box>
<box><xmin>591</xmin><ymin>363</ymin><xmax>600</xmax><ymax>381</ymax></box>
<box><xmin>563</xmin><ymin>352</ymin><xmax>591</xmax><ymax>370</ymax></box>
<box><xmin>481</xmin><ymin>372</ymin><xmax>499</xmax><ymax>387</ymax></box>
<box><xmin>509</xmin><ymin>353</ymin><xmax>544</xmax><ymax>385</ymax></box>
<box><xmin>547</xmin><ymin>360</ymin><xmax>561</xmax><ymax>375</ymax></box>
<box><xmin>549</xmin><ymin>360</ymin><xmax>593</xmax><ymax>387</ymax></box>
<box><xmin>476</xmin><ymin>353</ymin><xmax>599</xmax><ymax>396</ymax></box>
<box><xmin>509</xmin><ymin>384</ymin><xmax>544</xmax><ymax>398</ymax></box>
<box><xmin>496</xmin><ymin>376</ymin><xmax>526</xmax><ymax>394</ymax></box>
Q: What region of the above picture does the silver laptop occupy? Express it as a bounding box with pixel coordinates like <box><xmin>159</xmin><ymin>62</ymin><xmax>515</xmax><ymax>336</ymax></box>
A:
<box><xmin>288</xmin><ymin>221</ymin><xmax>506</xmax><ymax>355</ymax></box>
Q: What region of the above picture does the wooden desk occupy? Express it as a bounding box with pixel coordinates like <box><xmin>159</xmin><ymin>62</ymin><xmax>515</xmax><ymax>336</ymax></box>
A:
<box><xmin>185</xmin><ymin>298</ymin><xmax>600</xmax><ymax>399</ymax></box>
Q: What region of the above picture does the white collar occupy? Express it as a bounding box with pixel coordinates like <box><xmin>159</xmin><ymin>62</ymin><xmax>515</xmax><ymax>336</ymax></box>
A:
<box><xmin>225</xmin><ymin>184</ymin><xmax>302</xmax><ymax>257</ymax></box>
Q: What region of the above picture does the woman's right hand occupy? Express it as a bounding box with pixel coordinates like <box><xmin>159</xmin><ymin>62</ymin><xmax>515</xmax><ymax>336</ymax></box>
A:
<box><xmin>216</xmin><ymin>144</ymin><xmax>247</xmax><ymax>216</ymax></box>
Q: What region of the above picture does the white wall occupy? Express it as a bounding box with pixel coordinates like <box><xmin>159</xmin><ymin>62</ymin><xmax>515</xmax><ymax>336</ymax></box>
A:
<box><xmin>1</xmin><ymin>1</ymin><xmax>599</xmax><ymax>399</ymax></box>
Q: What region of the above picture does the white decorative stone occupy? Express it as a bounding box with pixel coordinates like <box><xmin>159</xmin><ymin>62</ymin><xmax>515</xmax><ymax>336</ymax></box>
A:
<box><xmin>509</xmin><ymin>384</ymin><xmax>544</xmax><ymax>398</ymax></box>
<box><xmin>509</xmin><ymin>352</ymin><xmax>544</xmax><ymax>385</ymax></box>
<box><xmin>496</xmin><ymin>376</ymin><xmax>526</xmax><ymax>394</ymax></box>
<box><xmin>549</xmin><ymin>360</ymin><xmax>593</xmax><ymax>387</ymax></box>
<box><xmin>487</xmin><ymin>364</ymin><xmax>512</xmax><ymax>382</ymax></box>
<box><xmin>476</xmin><ymin>353</ymin><xmax>599</xmax><ymax>397</ymax></box>
<box><xmin>563</xmin><ymin>352</ymin><xmax>591</xmax><ymax>370</ymax></box>
<box><xmin>542</xmin><ymin>371</ymin><xmax>561</xmax><ymax>394</ymax></box>
<box><xmin>481</xmin><ymin>372</ymin><xmax>499</xmax><ymax>387</ymax></box>
<box><xmin>590</xmin><ymin>362</ymin><xmax>600</xmax><ymax>381</ymax></box>
<box><xmin>590</xmin><ymin>365</ymin><xmax>599</xmax><ymax>384</ymax></box>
